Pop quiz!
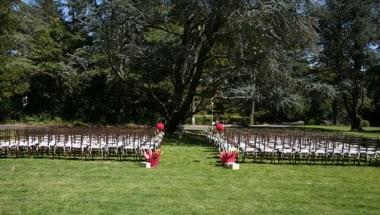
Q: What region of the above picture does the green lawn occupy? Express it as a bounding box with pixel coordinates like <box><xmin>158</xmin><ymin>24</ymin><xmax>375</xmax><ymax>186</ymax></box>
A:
<box><xmin>1</xmin><ymin>135</ymin><xmax>380</xmax><ymax>215</ymax></box>
<box><xmin>296</xmin><ymin>125</ymin><xmax>380</xmax><ymax>138</ymax></box>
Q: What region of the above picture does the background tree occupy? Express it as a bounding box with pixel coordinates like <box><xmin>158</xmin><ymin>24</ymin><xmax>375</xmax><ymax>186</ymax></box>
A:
<box><xmin>26</xmin><ymin>6</ymin><xmax>79</xmax><ymax>116</ymax></box>
<box><xmin>0</xmin><ymin>0</ymin><xmax>33</xmax><ymax>120</ymax></box>
<box><xmin>317</xmin><ymin>0</ymin><xmax>380</xmax><ymax>130</ymax></box>
<box><xmin>140</xmin><ymin>0</ymin><xmax>246</xmax><ymax>131</ymax></box>
<box><xmin>1</xmin><ymin>0</ymin><xmax>379</xmax><ymax>130</ymax></box>
<box><xmin>219</xmin><ymin>0</ymin><xmax>317</xmax><ymax>125</ymax></box>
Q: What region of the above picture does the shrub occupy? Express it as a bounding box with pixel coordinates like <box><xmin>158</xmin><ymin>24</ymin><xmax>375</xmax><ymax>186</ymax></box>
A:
<box><xmin>362</xmin><ymin>120</ymin><xmax>370</xmax><ymax>127</ymax></box>
<box><xmin>305</xmin><ymin>118</ymin><xmax>316</xmax><ymax>125</ymax></box>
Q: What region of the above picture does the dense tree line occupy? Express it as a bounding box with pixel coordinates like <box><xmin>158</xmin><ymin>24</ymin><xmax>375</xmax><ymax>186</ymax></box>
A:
<box><xmin>0</xmin><ymin>0</ymin><xmax>379</xmax><ymax>131</ymax></box>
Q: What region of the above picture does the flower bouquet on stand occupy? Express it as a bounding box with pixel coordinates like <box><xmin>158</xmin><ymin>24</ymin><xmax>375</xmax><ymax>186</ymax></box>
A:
<box><xmin>215</xmin><ymin>122</ymin><xmax>225</xmax><ymax>133</ymax></box>
<box><xmin>219</xmin><ymin>150</ymin><xmax>240</xmax><ymax>170</ymax></box>
<box><xmin>155</xmin><ymin>122</ymin><xmax>165</xmax><ymax>133</ymax></box>
<box><xmin>220</xmin><ymin>150</ymin><xmax>238</xmax><ymax>164</ymax></box>
<box><xmin>142</xmin><ymin>149</ymin><xmax>161</xmax><ymax>168</ymax></box>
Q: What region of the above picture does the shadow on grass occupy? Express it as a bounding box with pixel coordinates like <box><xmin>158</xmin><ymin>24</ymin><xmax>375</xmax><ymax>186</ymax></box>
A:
<box><xmin>291</xmin><ymin>127</ymin><xmax>380</xmax><ymax>137</ymax></box>
<box><xmin>163</xmin><ymin>133</ymin><xmax>209</xmax><ymax>147</ymax></box>
<box><xmin>292</xmin><ymin>127</ymin><xmax>347</xmax><ymax>135</ymax></box>
<box><xmin>359</xmin><ymin>129</ymin><xmax>380</xmax><ymax>134</ymax></box>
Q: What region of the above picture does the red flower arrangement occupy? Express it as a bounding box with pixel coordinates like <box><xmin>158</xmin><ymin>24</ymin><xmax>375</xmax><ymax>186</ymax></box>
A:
<box><xmin>144</xmin><ymin>149</ymin><xmax>161</xmax><ymax>168</ymax></box>
<box><xmin>215</xmin><ymin>122</ymin><xmax>224</xmax><ymax>132</ymax></box>
<box><xmin>156</xmin><ymin>122</ymin><xmax>165</xmax><ymax>132</ymax></box>
<box><xmin>220</xmin><ymin>150</ymin><xmax>239</xmax><ymax>164</ymax></box>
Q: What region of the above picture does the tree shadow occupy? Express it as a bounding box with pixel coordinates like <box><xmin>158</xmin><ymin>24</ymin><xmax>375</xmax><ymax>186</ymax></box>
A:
<box><xmin>289</xmin><ymin>127</ymin><xmax>380</xmax><ymax>137</ymax></box>
<box><xmin>361</xmin><ymin>129</ymin><xmax>380</xmax><ymax>134</ymax></box>
<box><xmin>163</xmin><ymin>133</ymin><xmax>209</xmax><ymax>147</ymax></box>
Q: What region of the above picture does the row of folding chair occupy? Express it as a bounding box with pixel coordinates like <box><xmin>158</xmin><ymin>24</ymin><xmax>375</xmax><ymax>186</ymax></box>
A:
<box><xmin>208</xmin><ymin>130</ymin><xmax>380</xmax><ymax>165</ymax></box>
<box><xmin>0</xmin><ymin>128</ymin><xmax>164</xmax><ymax>160</ymax></box>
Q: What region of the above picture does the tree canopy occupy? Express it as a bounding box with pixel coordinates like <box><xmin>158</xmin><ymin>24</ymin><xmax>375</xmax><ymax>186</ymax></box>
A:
<box><xmin>0</xmin><ymin>0</ymin><xmax>379</xmax><ymax>131</ymax></box>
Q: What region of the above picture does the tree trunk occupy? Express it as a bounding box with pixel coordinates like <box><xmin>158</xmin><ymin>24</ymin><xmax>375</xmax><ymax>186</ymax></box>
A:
<box><xmin>350</xmin><ymin>114</ymin><xmax>362</xmax><ymax>131</ymax></box>
<box><xmin>167</xmin><ymin>113</ymin><xmax>182</xmax><ymax>132</ymax></box>
<box><xmin>343</xmin><ymin>92</ymin><xmax>363</xmax><ymax>131</ymax></box>
<box><xmin>249</xmin><ymin>69</ymin><xmax>256</xmax><ymax>126</ymax></box>
<box><xmin>332</xmin><ymin>99</ymin><xmax>338</xmax><ymax>125</ymax></box>
<box><xmin>163</xmin><ymin>12</ymin><xmax>223</xmax><ymax>133</ymax></box>
<box><xmin>249</xmin><ymin>98</ymin><xmax>255</xmax><ymax>126</ymax></box>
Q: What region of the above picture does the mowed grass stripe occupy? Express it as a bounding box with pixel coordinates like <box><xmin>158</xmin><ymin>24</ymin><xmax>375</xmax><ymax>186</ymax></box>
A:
<box><xmin>0</xmin><ymin>134</ymin><xmax>379</xmax><ymax>215</ymax></box>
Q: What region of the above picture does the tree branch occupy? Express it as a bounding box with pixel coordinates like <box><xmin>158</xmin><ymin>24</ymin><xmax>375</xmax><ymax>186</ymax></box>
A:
<box><xmin>146</xmin><ymin>25</ymin><xmax>182</xmax><ymax>37</ymax></box>
<box><xmin>146</xmin><ymin>80</ymin><xmax>170</xmax><ymax>119</ymax></box>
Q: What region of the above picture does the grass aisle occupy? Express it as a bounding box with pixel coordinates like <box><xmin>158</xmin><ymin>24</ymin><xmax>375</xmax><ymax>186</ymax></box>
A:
<box><xmin>0</xmin><ymin>134</ymin><xmax>379</xmax><ymax>215</ymax></box>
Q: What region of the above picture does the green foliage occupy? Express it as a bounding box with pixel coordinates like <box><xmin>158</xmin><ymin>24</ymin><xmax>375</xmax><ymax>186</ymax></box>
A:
<box><xmin>21</xmin><ymin>114</ymin><xmax>63</xmax><ymax>124</ymax></box>
<box><xmin>194</xmin><ymin>115</ymin><xmax>212</xmax><ymax>125</ymax></box>
<box><xmin>362</xmin><ymin>120</ymin><xmax>370</xmax><ymax>128</ymax></box>
<box><xmin>305</xmin><ymin>118</ymin><xmax>317</xmax><ymax>126</ymax></box>
<box><xmin>0</xmin><ymin>0</ymin><xmax>379</xmax><ymax>128</ymax></box>
<box><xmin>0</xmin><ymin>58</ymin><xmax>31</xmax><ymax>101</ymax></box>
<box><xmin>317</xmin><ymin>0</ymin><xmax>380</xmax><ymax>130</ymax></box>
<box><xmin>0</xmin><ymin>1</ymin><xmax>35</xmax><ymax>121</ymax></box>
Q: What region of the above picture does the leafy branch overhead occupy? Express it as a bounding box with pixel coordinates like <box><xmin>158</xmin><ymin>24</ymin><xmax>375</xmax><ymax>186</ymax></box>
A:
<box><xmin>0</xmin><ymin>0</ymin><xmax>379</xmax><ymax>130</ymax></box>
